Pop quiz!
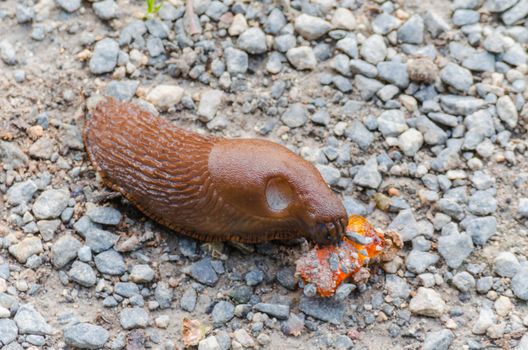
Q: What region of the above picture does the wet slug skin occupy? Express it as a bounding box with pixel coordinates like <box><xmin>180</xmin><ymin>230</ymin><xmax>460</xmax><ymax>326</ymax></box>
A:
<box><xmin>83</xmin><ymin>97</ymin><xmax>347</xmax><ymax>245</ymax></box>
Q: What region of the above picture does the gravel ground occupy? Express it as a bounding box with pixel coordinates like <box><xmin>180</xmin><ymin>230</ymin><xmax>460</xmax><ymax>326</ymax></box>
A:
<box><xmin>1</xmin><ymin>0</ymin><xmax>528</xmax><ymax>349</ymax></box>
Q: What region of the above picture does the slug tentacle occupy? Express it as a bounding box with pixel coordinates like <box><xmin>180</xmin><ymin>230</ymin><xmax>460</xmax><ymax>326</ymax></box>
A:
<box><xmin>83</xmin><ymin>98</ymin><xmax>347</xmax><ymax>244</ymax></box>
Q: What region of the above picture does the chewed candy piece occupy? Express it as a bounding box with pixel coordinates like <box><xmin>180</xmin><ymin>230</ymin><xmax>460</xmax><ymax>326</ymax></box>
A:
<box><xmin>296</xmin><ymin>215</ymin><xmax>402</xmax><ymax>297</ymax></box>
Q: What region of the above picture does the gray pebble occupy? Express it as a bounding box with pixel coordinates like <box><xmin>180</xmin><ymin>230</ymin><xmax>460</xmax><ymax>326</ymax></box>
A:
<box><xmin>55</xmin><ymin>0</ymin><xmax>81</xmax><ymax>13</ymax></box>
<box><xmin>452</xmin><ymin>271</ymin><xmax>475</xmax><ymax>292</ymax></box>
<box><xmin>238</xmin><ymin>28</ymin><xmax>267</xmax><ymax>55</ymax></box>
<box><xmin>64</xmin><ymin>322</ymin><xmax>109</xmax><ymax>349</ymax></box>
<box><xmin>89</xmin><ymin>38</ymin><xmax>119</xmax><ymax>75</ymax></box>
<box><xmin>281</xmin><ymin>103</ymin><xmax>307</xmax><ymax>128</ymax></box>
<box><xmin>69</xmin><ymin>261</ymin><xmax>97</xmax><ymax>287</ymax></box>
<box><xmin>94</xmin><ymin>250</ymin><xmax>126</xmax><ymax>275</ymax></box>
<box><xmin>120</xmin><ymin>307</ymin><xmax>149</xmax><ymax>330</ymax></box>
<box><xmin>93</xmin><ymin>0</ymin><xmax>118</xmax><ymax>20</ymax></box>
<box><xmin>189</xmin><ymin>258</ymin><xmax>219</xmax><ymax>286</ymax></box>
<box><xmin>440</xmin><ymin>63</ymin><xmax>473</xmax><ymax>92</ymax></box>
<box><xmin>224</xmin><ymin>47</ymin><xmax>248</xmax><ymax>74</ymax></box>
<box><xmin>353</xmin><ymin>157</ymin><xmax>382</xmax><ymax>189</ymax></box>
<box><xmin>438</xmin><ymin>233</ymin><xmax>474</xmax><ymax>269</ymax></box>
<box><xmin>33</xmin><ymin>189</ymin><xmax>70</xmax><ymax>220</ymax></box>
<box><xmin>212</xmin><ymin>300</ymin><xmax>235</xmax><ymax>326</ymax></box>
<box><xmin>397</xmin><ymin>15</ymin><xmax>424</xmax><ymax>44</ymax></box>
<box><xmin>51</xmin><ymin>234</ymin><xmax>82</xmax><ymax>269</ymax></box>
<box><xmin>360</xmin><ymin>35</ymin><xmax>387</xmax><ymax>64</ymax></box>
<box><xmin>423</xmin><ymin>329</ymin><xmax>454</xmax><ymax>350</ymax></box>
<box><xmin>180</xmin><ymin>288</ymin><xmax>197</xmax><ymax>312</ymax></box>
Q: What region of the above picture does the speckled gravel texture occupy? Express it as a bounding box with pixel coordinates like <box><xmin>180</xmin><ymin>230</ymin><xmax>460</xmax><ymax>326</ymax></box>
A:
<box><xmin>1</xmin><ymin>0</ymin><xmax>528</xmax><ymax>349</ymax></box>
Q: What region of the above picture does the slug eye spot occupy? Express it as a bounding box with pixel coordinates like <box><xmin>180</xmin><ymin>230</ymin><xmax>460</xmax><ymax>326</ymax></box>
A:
<box><xmin>266</xmin><ymin>177</ymin><xmax>294</xmax><ymax>212</ymax></box>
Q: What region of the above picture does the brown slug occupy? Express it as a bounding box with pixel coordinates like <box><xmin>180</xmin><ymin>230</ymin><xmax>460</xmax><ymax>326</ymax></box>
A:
<box><xmin>83</xmin><ymin>97</ymin><xmax>347</xmax><ymax>245</ymax></box>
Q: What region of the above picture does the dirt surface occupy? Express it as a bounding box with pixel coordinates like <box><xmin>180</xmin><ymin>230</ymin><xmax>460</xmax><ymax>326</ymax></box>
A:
<box><xmin>1</xmin><ymin>0</ymin><xmax>528</xmax><ymax>349</ymax></box>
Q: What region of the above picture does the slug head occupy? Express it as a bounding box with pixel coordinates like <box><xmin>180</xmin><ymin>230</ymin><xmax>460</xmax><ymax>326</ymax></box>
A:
<box><xmin>209</xmin><ymin>139</ymin><xmax>348</xmax><ymax>245</ymax></box>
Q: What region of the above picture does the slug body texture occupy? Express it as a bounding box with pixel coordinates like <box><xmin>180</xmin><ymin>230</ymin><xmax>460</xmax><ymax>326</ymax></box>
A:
<box><xmin>83</xmin><ymin>98</ymin><xmax>347</xmax><ymax>244</ymax></box>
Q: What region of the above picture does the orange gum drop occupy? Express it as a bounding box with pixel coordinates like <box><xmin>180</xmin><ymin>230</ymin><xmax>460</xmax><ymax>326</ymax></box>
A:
<box><xmin>296</xmin><ymin>215</ymin><xmax>388</xmax><ymax>297</ymax></box>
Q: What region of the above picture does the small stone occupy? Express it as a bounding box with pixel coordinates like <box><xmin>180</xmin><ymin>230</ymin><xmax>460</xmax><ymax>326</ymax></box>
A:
<box><xmin>37</xmin><ymin>220</ymin><xmax>61</xmax><ymax>241</ymax></box>
<box><xmin>78</xmin><ymin>246</ymin><xmax>92</xmax><ymax>262</ymax></box>
<box><xmin>33</xmin><ymin>189</ymin><xmax>70</xmax><ymax>220</ymax></box>
<box><xmin>294</xmin><ymin>14</ymin><xmax>332</xmax><ymax>40</ymax></box>
<box><xmin>105</xmin><ymin>80</ymin><xmax>139</xmax><ymax>101</ymax></box>
<box><xmin>452</xmin><ymin>271</ymin><xmax>475</xmax><ymax>292</ymax></box>
<box><xmin>51</xmin><ymin>234</ymin><xmax>82</xmax><ymax>269</ymax></box>
<box><xmin>372</xmin><ymin>13</ymin><xmax>401</xmax><ymax>35</ymax></box>
<box><xmin>229</xmin><ymin>13</ymin><xmax>248</xmax><ymax>36</ymax></box>
<box><xmin>332</xmin><ymin>8</ymin><xmax>356</xmax><ymax>31</ymax></box>
<box><xmin>377</xmin><ymin>110</ymin><xmax>408</xmax><ymax>137</ymax></box>
<box><xmin>120</xmin><ymin>307</ymin><xmax>149</xmax><ymax>329</ymax></box>
<box><xmin>494</xmin><ymin>252</ymin><xmax>520</xmax><ymax>278</ymax></box>
<box><xmin>93</xmin><ymin>0</ymin><xmax>118</xmax><ymax>20</ymax></box>
<box><xmin>89</xmin><ymin>38</ymin><xmax>119</xmax><ymax>75</ymax></box>
<box><xmin>180</xmin><ymin>288</ymin><xmax>197</xmax><ymax>312</ymax></box>
<box><xmin>388</xmin><ymin>209</ymin><xmax>419</xmax><ymax>242</ymax></box>
<box><xmin>64</xmin><ymin>322</ymin><xmax>109</xmax><ymax>349</ymax></box>
<box><xmin>496</xmin><ymin>96</ymin><xmax>518</xmax><ymax>129</ymax></box>
<box><xmin>422</xmin><ymin>329</ymin><xmax>454</xmax><ymax>350</ymax></box>
<box><xmin>299</xmin><ymin>296</ymin><xmax>344</xmax><ymax>324</ymax></box>
<box><xmin>452</xmin><ymin>9</ymin><xmax>480</xmax><ymax>26</ymax></box>
<box><xmin>336</xmin><ymin>36</ymin><xmax>358</xmax><ymax>58</ymax></box>
<box><xmin>385</xmin><ymin>274</ymin><xmax>411</xmax><ymax>298</ymax></box>
<box><xmin>29</xmin><ymin>137</ymin><xmax>54</xmax><ymax>159</ymax></box>
<box><xmin>69</xmin><ymin>261</ymin><xmax>97</xmax><ymax>287</ymax></box>
<box><xmin>224</xmin><ymin>47</ymin><xmax>248</xmax><ymax>74</ymax></box>
<box><xmin>245</xmin><ymin>269</ymin><xmax>264</xmax><ymax>286</ymax></box>
<box><xmin>353</xmin><ymin>157</ymin><xmax>382</xmax><ymax>189</ymax></box>
<box><xmin>519</xmin><ymin>198</ymin><xmax>528</xmax><ymax>218</ymax></box>
<box><xmin>84</xmin><ymin>228</ymin><xmax>119</xmax><ymax>253</ymax></box>
<box><xmin>409</xmin><ymin>287</ymin><xmax>446</xmax><ymax>317</ymax></box>
<box><xmin>146</xmin><ymin>85</ymin><xmax>184</xmax><ymax>110</ymax></box>
<box><xmin>199</xmin><ymin>336</ymin><xmax>221</xmax><ymax>350</ymax></box>
<box><xmin>472</xmin><ymin>307</ymin><xmax>495</xmax><ymax>334</ymax></box>
<box><xmin>265</xmin><ymin>8</ymin><xmax>286</xmax><ymax>34</ymax></box>
<box><xmin>281</xmin><ymin>103</ymin><xmax>307</xmax><ymax>128</ymax></box>
<box><xmin>86</xmin><ymin>206</ymin><xmax>122</xmax><ymax>225</ymax></box>
<box><xmin>397</xmin><ymin>15</ymin><xmax>424</xmax><ymax>44</ymax></box>
<box><xmin>345</xmin><ymin>120</ymin><xmax>374</xmax><ymax>150</ymax></box>
<box><xmin>424</xmin><ymin>11</ymin><xmax>450</xmax><ymax>38</ymax></box>
<box><xmin>476</xmin><ymin>276</ymin><xmax>493</xmax><ymax>294</ymax></box>
<box><xmin>502</xmin><ymin>0</ymin><xmax>528</xmax><ymax>25</ymax></box>
<box><xmin>286</xmin><ymin>46</ymin><xmax>317</xmax><ymax>70</ymax></box>
<box><xmin>234</xmin><ymin>329</ymin><xmax>255</xmax><ymax>348</ymax></box>
<box><xmin>460</xmin><ymin>216</ymin><xmax>497</xmax><ymax>245</ymax></box>
<box><xmin>485</xmin><ymin>0</ymin><xmax>518</xmax><ymax>12</ymax></box>
<box><xmin>6</xmin><ymin>180</ymin><xmax>38</xmax><ymax>205</ymax></box>
<box><xmin>55</xmin><ymin>0</ymin><xmax>82</xmax><ymax>13</ymax></box>
<box><xmin>406</xmin><ymin>251</ymin><xmax>439</xmax><ymax>274</ymax></box>
<box><xmin>155</xmin><ymin>282</ymin><xmax>173</xmax><ymax>309</ymax></box>
<box><xmin>198</xmin><ymin>90</ymin><xmax>223</xmax><ymax>123</ymax></box>
<box><xmin>189</xmin><ymin>258</ymin><xmax>219</xmax><ymax>286</ymax></box>
<box><xmin>438</xmin><ymin>233</ymin><xmax>474</xmax><ymax>269</ymax></box>
<box><xmin>0</xmin><ymin>319</ymin><xmax>18</xmax><ymax>345</ymax></box>
<box><xmin>494</xmin><ymin>296</ymin><xmax>512</xmax><ymax>317</ymax></box>
<box><xmin>237</xmin><ymin>28</ymin><xmax>267</xmax><ymax>55</ymax></box>
<box><xmin>512</xmin><ymin>268</ymin><xmax>528</xmax><ymax>300</ymax></box>
<box><xmin>440</xmin><ymin>63</ymin><xmax>473</xmax><ymax>92</ymax></box>
<box><xmin>440</xmin><ymin>95</ymin><xmax>486</xmax><ymax>116</ymax></box>
<box><xmin>0</xmin><ymin>40</ymin><xmax>17</xmax><ymax>66</ymax></box>
<box><xmin>468</xmin><ymin>191</ymin><xmax>497</xmax><ymax>216</ymax></box>
<box><xmin>503</xmin><ymin>44</ymin><xmax>527</xmax><ymax>66</ymax></box>
<box><xmin>360</xmin><ymin>35</ymin><xmax>387</xmax><ymax>65</ymax></box>
<box><xmin>94</xmin><ymin>250</ymin><xmax>126</xmax><ymax>275</ymax></box>
<box><xmin>130</xmin><ymin>264</ymin><xmax>155</xmax><ymax>283</ymax></box>
<box><xmin>253</xmin><ymin>303</ymin><xmax>289</xmax><ymax>320</ymax></box>
<box><xmin>354</xmin><ymin>75</ymin><xmax>384</xmax><ymax>100</ymax></box>
<box><xmin>212</xmin><ymin>300</ymin><xmax>234</xmax><ymax>326</ymax></box>
<box><xmin>14</xmin><ymin>304</ymin><xmax>54</xmax><ymax>335</ymax></box>
<box><xmin>9</xmin><ymin>236</ymin><xmax>43</xmax><ymax>264</ymax></box>
<box><xmin>398</xmin><ymin>128</ymin><xmax>423</xmax><ymax>156</ymax></box>
<box><xmin>377</xmin><ymin>61</ymin><xmax>409</xmax><ymax>88</ymax></box>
